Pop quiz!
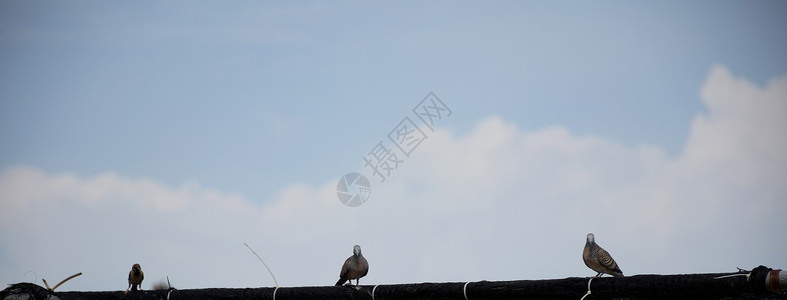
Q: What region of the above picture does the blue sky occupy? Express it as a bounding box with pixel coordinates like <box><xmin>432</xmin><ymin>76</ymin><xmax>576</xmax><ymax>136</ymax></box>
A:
<box><xmin>1</xmin><ymin>1</ymin><xmax>786</xmax><ymax>292</ymax></box>
<box><xmin>2</xmin><ymin>1</ymin><xmax>785</xmax><ymax>202</ymax></box>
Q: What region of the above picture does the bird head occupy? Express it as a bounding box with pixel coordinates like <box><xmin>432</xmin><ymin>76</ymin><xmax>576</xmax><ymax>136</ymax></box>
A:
<box><xmin>586</xmin><ymin>233</ymin><xmax>595</xmax><ymax>244</ymax></box>
<box><xmin>353</xmin><ymin>245</ymin><xmax>362</xmax><ymax>256</ymax></box>
<box><xmin>132</xmin><ymin>264</ymin><xmax>141</xmax><ymax>272</ymax></box>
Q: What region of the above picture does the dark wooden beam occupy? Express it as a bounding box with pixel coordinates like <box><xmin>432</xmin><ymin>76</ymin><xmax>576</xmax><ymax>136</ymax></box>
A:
<box><xmin>5</xmin><ymin>266</ymin><xmax>785</xmax><ymax>300</ymax></box>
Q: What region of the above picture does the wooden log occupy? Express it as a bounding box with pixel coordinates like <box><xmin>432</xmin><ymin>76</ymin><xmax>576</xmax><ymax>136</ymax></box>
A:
<box><xmin>6</xmin><ymin>266</ymin><xmax>785</xmax><ymax>300</ymax></box>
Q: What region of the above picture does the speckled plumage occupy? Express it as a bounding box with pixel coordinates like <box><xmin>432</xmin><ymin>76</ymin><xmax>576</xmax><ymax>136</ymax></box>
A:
<box><xmin>336</xmin><ymin>245</ymin><xmax>369</xmax><ymax>286</ymax></box>
<box><xmin>583</xmin><ymin>233</ymin><xmax>623</xmax><ymax>278</ymax></box>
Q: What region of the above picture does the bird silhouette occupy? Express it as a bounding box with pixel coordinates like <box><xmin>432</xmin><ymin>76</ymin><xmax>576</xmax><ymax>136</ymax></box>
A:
<box><xmin>583</xmin><ymin>233</ymin><xmax>623</xmax><ymax>278</ymax></box>
<box><xmin>336</xmin><ymin>245</ymin><xmax>369</xmax><ymax>286</ymax></box>
<box><xmin>125</xmin><ymin>263</ymin><xmax>144</xmax><ymax>294</ymax></box>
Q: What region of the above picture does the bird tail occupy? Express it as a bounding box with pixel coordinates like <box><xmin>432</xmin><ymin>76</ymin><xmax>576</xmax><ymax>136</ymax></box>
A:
<box><xmin>335</xmin><ymin>277</ymin><xmax>348</xmax><ymax>286</ymax></box>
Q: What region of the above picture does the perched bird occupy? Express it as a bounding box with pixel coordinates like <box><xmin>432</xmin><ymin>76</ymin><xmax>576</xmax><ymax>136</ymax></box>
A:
<box><xmin>125</xmin><ymin>263</ymin><xmax>144</xmax><ymax>294</ymax></box>
<box><xmin>583</xmin><ymin>233</ymin><xmax>623</xmax><ymax>278</ymax></box>
<box><xmin>335</xmin><ymin>245</ymin><xmax>369</xmax><ymax>286</ymax></box>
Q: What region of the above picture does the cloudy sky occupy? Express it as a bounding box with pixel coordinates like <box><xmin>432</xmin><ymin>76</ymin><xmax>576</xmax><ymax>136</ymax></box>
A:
<box><xmin>1</xmin><ymin>1</ymin><xmax>786</xmax><ymax>292</ymax></box>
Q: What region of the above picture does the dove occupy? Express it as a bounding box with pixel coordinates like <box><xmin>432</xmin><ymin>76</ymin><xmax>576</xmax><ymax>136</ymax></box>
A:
<box><xmin>583</xmin><ymin>233</ymin><xmax>623</xmax><ymax>278</ymax></box>
<box><xmin>335</xmin><ymin>245</ymin><xmax>369</xmax><ymax>286</ymax></box>
<box><xmin>125</xmin><ymin>263</ymin><xmax>144</xmax><ymax>294</ymax></box>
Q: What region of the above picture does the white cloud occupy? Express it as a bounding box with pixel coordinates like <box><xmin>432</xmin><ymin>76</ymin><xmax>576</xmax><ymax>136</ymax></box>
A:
<box><xmin>1</xmin><ymin>65</ymin><xmax>786</xmax><ymax>291</ymax></box>
<box><xmin>686</xmin><ymin>65</ymin><xmax>787</xmax><ymax>184</ymax></box>
<box><xmin>0</xmin><ymin>166</ymin><xmax>264</xmax><ymax>290</ymax></box>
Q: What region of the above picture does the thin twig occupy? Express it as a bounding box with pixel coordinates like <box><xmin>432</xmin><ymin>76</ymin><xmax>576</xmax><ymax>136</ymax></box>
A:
<box><xmin>244</xmin><ymin>242</ymin><xmax>279</xmax><ymax>287</ymax></box>
<box><xmin>24</xmin><ymin>271</ymin><xmax>37</xmax><ymax>283</ymax></box>
<box><xmin>713</xmin><ymin>273</ymin><xmax>749</xmax><ymax>280</ymax></box>
<box><xmin>51</xmin><ymin>272</ymin><xmax>82</xmax><ymax>291</ymax></box>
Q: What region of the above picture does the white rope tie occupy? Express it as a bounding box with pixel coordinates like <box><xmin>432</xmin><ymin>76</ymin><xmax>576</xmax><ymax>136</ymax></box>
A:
<box><xmin>166</xmin><ymin>289</ymin><xmax>173</xmax><ymax>300</ymax></box>
<box><xmin>463</xmin><ymin>281</ymin><xmax>471</xmax><ymax>300</ymax></box>
<box><xmin>273</xmin><ymin>286</ymin><xmax>280</xmax><ymax>300</ymax></box>
<box><xmin>580</xmin><ymin>277</ymin><xmax>594</xmax><ymax>300</ymax></box>
<box><xmin>372</xmin><ymin>284</ymin><xmax>379</xmax><ymax>300</ymax></box>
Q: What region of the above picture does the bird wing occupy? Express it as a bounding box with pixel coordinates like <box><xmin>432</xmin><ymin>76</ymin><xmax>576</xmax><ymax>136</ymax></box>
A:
<box><xmin>335</xmin><ymin>256</ymin><xmax>353</xmax><ymax>286</ymax></box>
<box><xmin>596</xmin><ymin>247</ymin><xmax>618</xmax><ymax>271</ymax></box>
<box><xmin>339</xmin><ymin>256</ymin><xmax>352</xmax><ymax>277</ymax></box>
